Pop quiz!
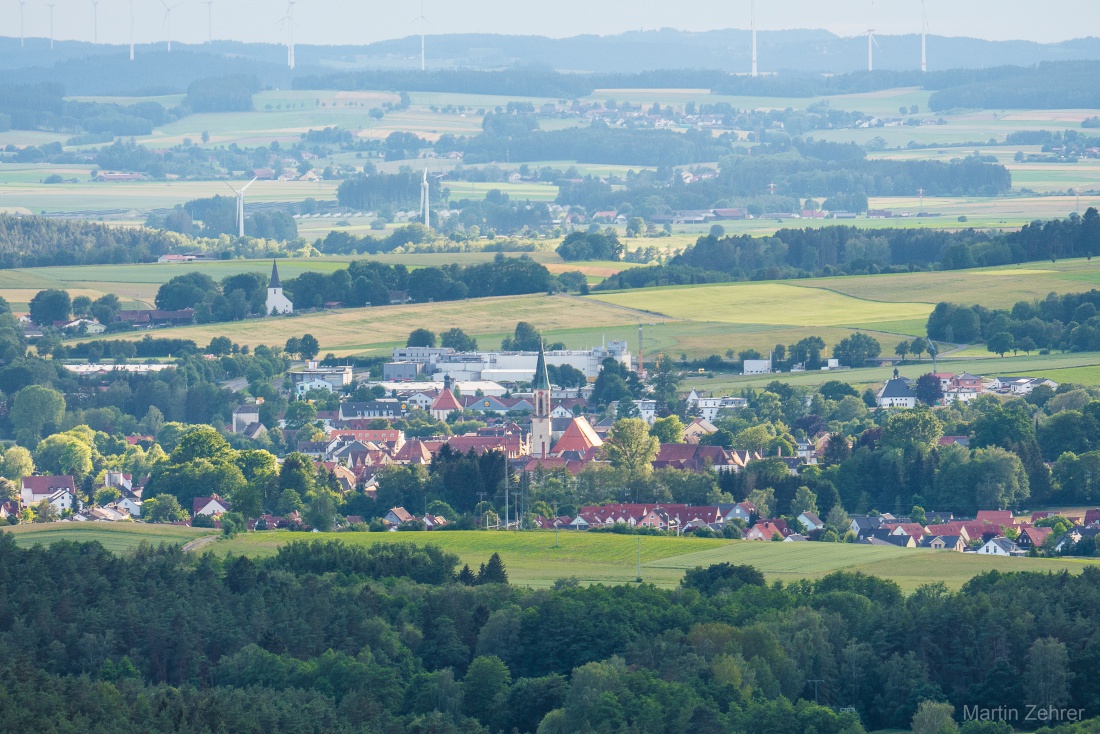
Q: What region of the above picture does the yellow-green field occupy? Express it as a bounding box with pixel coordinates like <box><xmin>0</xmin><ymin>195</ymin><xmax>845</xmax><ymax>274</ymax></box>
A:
<box><xmin>5</xmin><ymin>525</ymin><xmax>1098</xmax><ymax>592</ymax></box>
<box><xmin>2</xmin><ymin>523</ymin><xmax>209</xmax><ymax>552</ymax></box>
<box><xmin>590</xmin><ymin>282</ymin><xmax>933</xmax><ymax>328</ymax></box>
<box><xmin>46</xmin><ymin>256</ymin><xmax>1100</xmax><ymax>370</ymax></box>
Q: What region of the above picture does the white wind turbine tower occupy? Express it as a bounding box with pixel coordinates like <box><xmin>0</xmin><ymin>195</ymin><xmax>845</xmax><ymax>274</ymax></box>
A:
<box><xmin>412</xmin><ymin>0</ymin><xmax>431</xmax><ymax>71</ymax></box>
<box><xmin>421</xmin><ymin>169</ymin><xmax>430</xmax><ymax>227</ymax></box>
<box><xmin>204</xmin><ymin>0</ymin><xmax>214</xmax><ymax>43</ymax></box>
<box><xmin>47</xmin><ymin>2</ymin><xmax>55</xmax><ymax>49</ymax></box>
<box><xmin>161</xmin><ymin>0</ymin><xmax>185</xmax><ymax>52</ymax></box>
<box><xmin>92</xmin><ymin>0</ymin><xmax>100</xmax><ymax>43</ymax></box>
<box><xmin>19</xmin><ymin>0</ymin><xmax>25</xmax><ymax>47</ymax></box>
<box><xmin>226</xmin><ymin>178</ymin><xmax>259</xmax><ymax>238</ymax></box>
<box><xmin>750</xmin><ymin>0</ymin><xmax>757</xmax><ymax>77</ymax></box>
<box><xmin>129</xmin><ymin>0</ymin><xmax>136</xmax><ymax>60</ymax></box>
<box><xmin>278</xmin><ymin>0</ymin><xmax>298</xmax><ymax>69</ymax></box>
<box><xmin>865</xmin><ymin>1</ymin><xmax>879</xmax><ymax>72</ymax></box>
<box><xmin>920</xmin><ymin>0</ymin><xmax>929</xmax><ymax>72</ymax></box>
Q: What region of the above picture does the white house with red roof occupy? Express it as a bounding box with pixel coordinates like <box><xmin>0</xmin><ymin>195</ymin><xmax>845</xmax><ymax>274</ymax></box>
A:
<box><xmin>193</xmin><ymin>495</ymin><xmax>231</xmax><ymax>517</ymax></box>
<box><xmin>20</xmin><ymin>476</ymin><xmax>77</xmax><ymax>510</ymax></box>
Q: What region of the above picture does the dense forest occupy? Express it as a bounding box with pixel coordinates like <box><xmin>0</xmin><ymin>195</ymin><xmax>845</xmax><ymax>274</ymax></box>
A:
<box><xmin>927</xmin><ymin>285</ymin><xmax>1100</xmax><ymax>353</ymax></box>
<box><xmin>1</xmin><ymin>536</ymin><xmax>1099</xmax><ymax>733</ymax></box>
<box><xmin>0</xmin><ymin>81</ymin><xmax>183</xmax><ymax>136</ymax></box>
<box><xmin>0</xmin><ymin>215</ymin><xmax>185</xmax><ymax>268</ymax></box>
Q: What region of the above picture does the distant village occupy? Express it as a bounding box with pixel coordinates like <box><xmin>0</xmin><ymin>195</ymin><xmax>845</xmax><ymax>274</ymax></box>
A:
<box><xmin>10</xmin><ymin>319</ymin><xmax>1087</xmax><ymax>560</ymax></box>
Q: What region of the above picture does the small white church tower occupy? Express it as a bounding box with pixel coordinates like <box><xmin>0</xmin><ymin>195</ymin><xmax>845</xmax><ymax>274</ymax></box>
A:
<box><xmin>266</xmin><ymin>260</ymin><xmax>293</xmax><ymax>315</ymax></box>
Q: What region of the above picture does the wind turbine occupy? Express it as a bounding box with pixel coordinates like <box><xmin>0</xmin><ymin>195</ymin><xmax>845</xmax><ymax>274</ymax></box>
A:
<box><xmin>278</xmin><ymin>0</ymin><xmax>298</xmax><ymax>69</ymax></box>
<box><xmin>864</xmin><ymin>0</ymin><xmax>880</xmax><ymax>72</ymax></box>
<box><xmin>204</xmin><ymin>0</ymin><xmax>214</xmax><ymax>43</ymax></box>
<box><xmin>920</xmin><ymin>0</ymin><xmax>929</xmax><ymax>72</ymax></box>
<box><xmin>421</xmin><ymin>169</ymin><xmax>430</xmax><ymax>227</ymax></box>
<box><xmin>750</xmin><ymin>0</ymin><xmax>757</xmax><ymax>77</ymax></box>
<box><xmin>412</xmin><ymin>0</ymin><xmax>431</xmax><ymax>71</ymax></box>
<box><xmin>47</xmin><ymin>2</ymin><xmax>55</xmax><ymax>49</ymax></box>
<box><xmin>92</xmin><ymin>0</ymin><xmax>99</xmax><ymax>43</ymax></box>
<box><xmin>19</xmin><ymin>0</ymin><xmax>25</xmax><ymax>47</ymax></box>
<box><xmin>161</xmin><ymin>0</ymin><xmax>185</xmax><ymax>52</ymax></box>
<box><xmin>129</xmin><ymin>0</ymin><xmax>136</xmax><ymax>60</ymax></box>
<box><xmin>226</xmin><ymin>178</ymin><xmax>259</xmax><ymax>238</ymax></box>
<box><xmin>865</xmin><ymin>28</ymin><xmax>879</xmax><ymax>72</ymax></box>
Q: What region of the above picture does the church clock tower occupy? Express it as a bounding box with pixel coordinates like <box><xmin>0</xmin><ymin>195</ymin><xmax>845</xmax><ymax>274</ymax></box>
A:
<box><xmin>529</xmin><ymin>342</ymin><xmax>553</xmax><ymax>458</ymax></box>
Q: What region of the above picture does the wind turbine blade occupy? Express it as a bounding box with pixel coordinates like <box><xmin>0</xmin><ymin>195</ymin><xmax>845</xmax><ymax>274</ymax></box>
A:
<box><xmin>240</xmin><ymin>177</ymin><xmax>260</xmax><ymax>193</ymax></box>
<box><xmin>225</xmin><ymin>182</ymin><xmax>241</xmax><ymax>195</ymax></box>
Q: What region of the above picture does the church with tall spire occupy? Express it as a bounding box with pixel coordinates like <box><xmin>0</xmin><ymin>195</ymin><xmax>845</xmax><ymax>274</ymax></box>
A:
<box><xmin>529</xmin><ymin>341</ymin><xmax>553</xmax><ymax>458</ymax></box>
<box><xmin>266</xmin><ymin>260</ymin><xmax>294</xmax><ymax>315</ymax></box>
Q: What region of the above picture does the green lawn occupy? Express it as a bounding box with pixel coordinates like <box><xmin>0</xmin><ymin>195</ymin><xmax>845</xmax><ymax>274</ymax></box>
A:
<box><xmin>2</xmin><ymin>523</ymin><xmax>210</xmax><ymax>552</ymax></box>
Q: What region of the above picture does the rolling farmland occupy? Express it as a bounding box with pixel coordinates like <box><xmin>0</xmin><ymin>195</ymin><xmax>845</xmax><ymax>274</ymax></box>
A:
<box><xmin>44</xmin><ymin>255</ymin><xmax>1100</xmax><ymax>375</ymax></box>
<box><xmin>7</xmin><ymin>524</ymin><xmax>1097</xmax><ymax>593</ymax></box>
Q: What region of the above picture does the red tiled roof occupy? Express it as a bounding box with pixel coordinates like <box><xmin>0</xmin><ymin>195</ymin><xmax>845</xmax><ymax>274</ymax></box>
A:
<box><xmin>431</xmin><ymin>389</ymin><xmax>462</xmax><ymax>412</ymax></box>
<box><xmin>21</xmin><ymin>475</ymin><xmax>76</xmax><ymax>495</ymax></box>
<box><xmin>552</xmin><ymin>417</ymin><xmax>603</xmax><ymax>454</ymax></box>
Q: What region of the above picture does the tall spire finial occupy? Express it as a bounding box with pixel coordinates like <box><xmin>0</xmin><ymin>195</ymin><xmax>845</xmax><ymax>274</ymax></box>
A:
<box><xmin>270</xmin><ymin>259</ymin><xmax>281</xmax><ymax>289</ymax></box>
<box><xmin>532</xmin><ymin>340</ymin><xmax>550</xmax><ymax>392</ymax></box>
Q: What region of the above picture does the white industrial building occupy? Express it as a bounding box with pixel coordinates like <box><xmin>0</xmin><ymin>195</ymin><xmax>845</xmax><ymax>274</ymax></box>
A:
<box><xmin>388</xmin><ymin>341</ymin><xmax>632</xmax><ymax>384</ymax></box>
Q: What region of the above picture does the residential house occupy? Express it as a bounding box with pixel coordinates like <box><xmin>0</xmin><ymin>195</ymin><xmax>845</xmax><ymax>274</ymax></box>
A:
<box><xmin>112</xmin><ymin>497</ymin><xmax>143</xmax><ymax>517</ymax></box>
<box><xmin>921</xmin><ymin>535</ymin><xmax>966</xmax><ymax>552</ymax></box>
<box><xmin>193</xmin><ymin>495</ymin><xmax>231</xmax><ymax>517</ymax></box>
<box><xmin>977</xmin><ymin>537</ymin><xmax>1025</xmax><ymax>556</ymax></box>
<box><xmin>20</xmin><ymin>476</ymin><xmax>76</xmax><ymax>509</ymax></box>
<box><xmin>1016</xmin><ymin>526</ymin><xmax>1053</xmax><ymax>550</ymax></box>
<box><xmin>717</xmin><ymin>501</ymin><xmax>757</xmax><ymax>524</ymax></box>
<box><xmin>797</xmin><ymin>512</ymin><xmax>825</xmax><ymax>532</ymax></box>
<box><xmin>232</xmin><ymin>404</ymin><xmax>262</xmax><ymax>434</ymax></box>
<box><xmin>384</xmin><ymin>507</ymin><xmax>416</xmax><ymax>526</ymax></box>
<box><xmin>682</xmin><ymin>417</ymin><xmax>718</xmax><ymax>443</ymax></box>
<box><xmin>745</xmin><ymin>522</ymin><xmax>786</xmax><ymax>541</ymax></box>
<box><xmin>976</xmin><ymin>510</ymin><xmax>1014</xmax><ymax>525</ymax></box>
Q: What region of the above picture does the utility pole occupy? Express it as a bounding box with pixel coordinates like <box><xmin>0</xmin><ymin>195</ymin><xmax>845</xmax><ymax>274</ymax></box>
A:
<box><xmin>477</xmin><ymin>491</ymin><xmax>487</xmax><ymax>527</ymax></box>
<box><xmin>636</xmin><ymin>537</ymin><xmax>642</xmax><ymax>582</ymax></box>
<box><xmin>553</xmin><ymin>502</ymin><xmax>560</xmax><ymax>547</ymax></box>
<box><xmin>807</xmin><ymin>679</ymin><xmax>825</xmax><ymax>705</ymax></box>
<box><xmin>503</xmin><ymin>456</ymin><xmax>510</xmax><ymax>530</ymax></box>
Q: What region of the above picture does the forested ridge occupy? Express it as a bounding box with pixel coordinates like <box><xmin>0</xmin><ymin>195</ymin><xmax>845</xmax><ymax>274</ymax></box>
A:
<box><xmin>0</xmin><ymin>535</ymin><xmax>1098</xmax><ymax>733</ymax></box>
<box><xmin>596</xmin><ymin>208</ymin><xmax>1100</xmax><ymax>291</ymax></box>
<box><xmin>0</xmin><ymin>215</ymin><xmax>185</xmax><ymax>268</ymax></box>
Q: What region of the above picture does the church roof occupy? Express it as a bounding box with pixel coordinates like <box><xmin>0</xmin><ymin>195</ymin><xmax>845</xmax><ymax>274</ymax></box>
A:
<box><xmin>551</xmin><ymin>417</ymin><xmax>603</xmax><ymax>454</ymax></box>
<box><xmin>270</xmin><ymin>260</ymin><xmax>282</xmax><ymax>289</ymax></box>
<box><xmin>532</xmin><ymin>342</ymin><xmax>550</xmax><ymax>391</ymax></box>
<box><xmin>431</xmin><ymin>389</ymin><xmax>462</xmax><ymax>413</ymax></box>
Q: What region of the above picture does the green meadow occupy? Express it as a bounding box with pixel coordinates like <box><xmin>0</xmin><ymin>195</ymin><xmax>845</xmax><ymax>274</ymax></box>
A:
<box><xmin>38</xmin><ymin>255</ymin><xmax>1100</xmax><ymax>378</ymax></box>
<box><xmin>3</xmin><ymin>523</ymin><xmax>209</xmax><ymax>553</ymax></box>
<box><xmin>5</xmin><ymin>525</ymin><xmax>1098</xmax><ymax>593</ymax></box>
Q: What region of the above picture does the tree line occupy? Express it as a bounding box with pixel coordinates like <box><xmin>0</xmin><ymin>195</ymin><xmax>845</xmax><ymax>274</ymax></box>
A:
<box><xmin>2</xmin><ymin>534</ymin><xmax>1099</xmax><ymax>732</ymax></box>
<box><xmin>596</xmin><ymin>209</ymin><xmax>1100</xmax><ymax>292</ymax></box>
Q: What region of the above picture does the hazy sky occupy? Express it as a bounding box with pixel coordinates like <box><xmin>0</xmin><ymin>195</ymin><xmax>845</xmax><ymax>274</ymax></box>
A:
<box><xmin>4</xmin><ymin>0</ymin><xmax>1097</xmax><ymax>47</ymax></box>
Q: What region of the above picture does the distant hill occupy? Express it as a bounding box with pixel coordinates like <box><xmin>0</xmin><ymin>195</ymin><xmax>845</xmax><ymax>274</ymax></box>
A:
<box><xmin>1</xmin><ymin>28</ymin><xmax>1099</xmax><ymax>82</ymax></box>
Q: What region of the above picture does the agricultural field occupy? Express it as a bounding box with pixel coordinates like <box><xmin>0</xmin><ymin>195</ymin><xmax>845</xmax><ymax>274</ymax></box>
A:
<box><xmin>2</xmin><ymin>523</ymin><xmax>210</xmax><ymax>553</ymax></box>
<box><xmin>49</xmin><ymin>255</ymin><xmax>1100</xmax><ymax>368</ymax></box>
<box><xmin>6</xmin><ymin>524</ymin><xmax>1096</xmax><ymax>592</ymax></box>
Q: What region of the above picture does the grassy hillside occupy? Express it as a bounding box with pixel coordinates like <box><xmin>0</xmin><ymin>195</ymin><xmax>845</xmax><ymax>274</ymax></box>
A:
<box><xmin>42</xmin><ymin>256</ymin><xmax>1100</xmax><ymax>376</ymax></box>
<box><xmin>2</xmin><ymin>523</ymin><xmax>210</xmax><ymax>552</ymax></box>
<box><xmin>5</xmin><ymin>524</ymin><xmax>1096</xmax><ymax>592</ymax></box>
